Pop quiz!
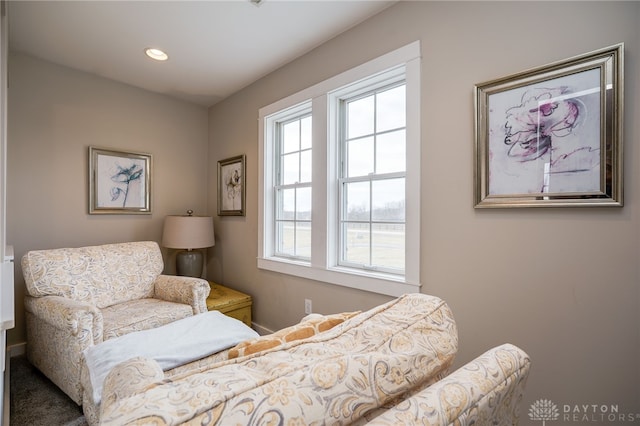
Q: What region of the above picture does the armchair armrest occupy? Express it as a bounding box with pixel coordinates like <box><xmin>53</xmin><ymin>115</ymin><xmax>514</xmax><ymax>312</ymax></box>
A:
<box><xmin>24</xmin><ymin>295</ymin><xmax>104</xmax><ymax>344</ymax></box>
<box><xmin>364</xmin><ymin>343</ymin><xmax>531</xmax><ymax>425</ymax></box>
<box><xmin>100</xmin><ymin>356</ymin><xmax>164</xmax><ymax>409</ymax></box>
<box><xmin>153</xmin><ymin>275</ymin><xmax>210</xmax><ymax>314</ymax></box>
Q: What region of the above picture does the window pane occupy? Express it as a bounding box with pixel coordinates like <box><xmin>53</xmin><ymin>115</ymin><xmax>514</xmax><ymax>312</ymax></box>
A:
<box><xmin>372</xmin><ymin>223</ymin><xmax>404</xmax><ymax>269</ymax></box>
<box><xmin>345</xmin><ymin>181</ymin><xmax>370</xmax><ymax>221</ymax></box>
<box><xmin>347</xmin><ymin>136</ymin><xmax>374</xmax><ymax>177</ymax></box>
<box><xmin>296</xmin><ymin>222</ymin><xmax>312</xmax><ymax>258</ymax></box>
<box><xmin>296</xmin><ymin>187</ymin><xmax>311</xmax><ymax>220</ymax></box>
<box><xmin>344</xmin><ymin>222</ymin><xmax>370</xmax><ymax>265</ymax></box>
<box><xmin>376</xmin><ymin>130</ymin><xmax>406</xmax><ymax>174</ymax></box>
<box><xmin>347</xmin><ymin>96</ymin><xmax>374</xmax><ymax>139</ymax></box>
<box><xmin>372</xmin><ymin>179</ymin><xmax>405</xmax><ymax>222</ymax></box>
<box><xmin>300</xmin><ymin>150</ymin><xmax>312</xmax><ymax>183</ymax></box>
<box><xmin>277</xmin><ymin>221</ymin><xmax>295</xmax><ymax>256</ymax></box>
<box><xmin>279</xmin><ymin>188</ymin><xmax>295</xmax><ymax>220</ymax></box>
<box><xmin>282</xmin><ymin>120</ymin><xmax>299</xmax><ymax>153</ymax></box>
<box><xmin>377</xmin><ymin>85</ymin><xmax>405</xmax><ymax>132</ymax></box>
<box><xmin>300</xmin><ymin>116</ymin><xmax>312</xmax><ymax>150</ymax></box>
<box><xmin>282</xmin><ymin>152</ymin><xmax>299</xmax><ymax>185</ymax></box>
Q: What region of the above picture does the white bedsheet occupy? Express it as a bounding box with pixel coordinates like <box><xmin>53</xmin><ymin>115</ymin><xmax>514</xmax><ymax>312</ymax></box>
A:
<box><xmin>83</xmin><ymin>311</ymin><xmax>259</xmax><ymax>404</ymax></box>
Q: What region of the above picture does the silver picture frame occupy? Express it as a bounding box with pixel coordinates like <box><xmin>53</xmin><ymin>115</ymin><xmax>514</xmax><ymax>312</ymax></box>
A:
<box><xmin>89</xmin><ymin>147</ymin><xmax>152</xmax><ymax>214</ymax></box>
<box><xmin>474</xmin><ymin>43</ymin><xmax>623</xmax><ymax>208</ymax></box>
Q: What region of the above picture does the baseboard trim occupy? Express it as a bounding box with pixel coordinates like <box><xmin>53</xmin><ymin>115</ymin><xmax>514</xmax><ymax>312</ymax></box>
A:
<box><xmin>251</xmin><ymin>322</ymin><xmax>274</xmax><ymax>336</ymax></box>
<box><xmin>7</xmin><ymin>342</ymin><xmax>25</xmax><ymax>358</ymax></box>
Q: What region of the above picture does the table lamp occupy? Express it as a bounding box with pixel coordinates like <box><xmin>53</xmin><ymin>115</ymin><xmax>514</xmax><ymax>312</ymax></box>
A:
<box><xmin>162</xmin><ymin>210</ymin><xmax>215</xmax><ymax>277</ymax></box>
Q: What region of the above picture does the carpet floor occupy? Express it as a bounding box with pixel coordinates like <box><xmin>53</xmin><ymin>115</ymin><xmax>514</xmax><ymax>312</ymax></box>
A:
<box><xmin>9</xmin><ymin>355</ymin><xmax>87</xmax><ymax>426</ymax></box>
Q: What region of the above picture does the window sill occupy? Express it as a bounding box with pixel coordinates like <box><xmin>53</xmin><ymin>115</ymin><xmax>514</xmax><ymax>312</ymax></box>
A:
<box><xmin>257</xmin><ymin>256</ymin><xmax>421</xmax><ymax>297</ymax></box>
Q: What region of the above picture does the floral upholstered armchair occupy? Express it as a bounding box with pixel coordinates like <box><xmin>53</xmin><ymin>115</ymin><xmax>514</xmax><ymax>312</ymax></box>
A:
<box><xmin>21</xmin><ymin>241</ymin><xmax>210</xmax><ymax>405</ymax></box>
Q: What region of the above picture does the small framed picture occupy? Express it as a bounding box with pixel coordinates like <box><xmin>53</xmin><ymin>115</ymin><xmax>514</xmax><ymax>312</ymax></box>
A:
<box><xmin>474</xmin><ymin>43</ymin><xmax>623</xmax><ymax>208</ymax></box>
<box><xmin>89</xmin><ymin>147</ymin><xmax>152</xmax><ymax>214</ymax></box>
<box><xmin>218</xmin><ymin>154</ymin><xmax>246</xmax><ymax>216</ymax></box>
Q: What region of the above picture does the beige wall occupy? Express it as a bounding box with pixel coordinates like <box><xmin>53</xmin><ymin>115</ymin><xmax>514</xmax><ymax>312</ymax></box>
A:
<box><xmin>208</xmin><ymin>1</ymin><xmax>639</xmax><ymax>423</ymax></box>
<box><xmin>6</xmin><ymin>53</ymin><xmax>210</xmax><ymax>345</ymax></box>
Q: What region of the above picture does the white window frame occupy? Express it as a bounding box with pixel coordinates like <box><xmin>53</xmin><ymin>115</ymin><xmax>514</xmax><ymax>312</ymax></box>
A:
<box><xmin>333</xmin><ymin>71</ymin><xmax>407</xmax><ymax>275</ymax></box>
<box><xmin>272</xmin><ymin>106</ymin><xmax>313</xmax><ymax>261</ymax></box>
<box><xmin>258</xmin><ymin>41</ymin><xmax>421</xmax><ymax>297</ymax></box>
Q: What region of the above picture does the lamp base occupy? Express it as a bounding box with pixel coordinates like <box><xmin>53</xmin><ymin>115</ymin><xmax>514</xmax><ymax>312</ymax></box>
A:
<box><xmin>176</xmin><ymin>249</ymin><xmax>203</xmax><ymax>278</ymax></box>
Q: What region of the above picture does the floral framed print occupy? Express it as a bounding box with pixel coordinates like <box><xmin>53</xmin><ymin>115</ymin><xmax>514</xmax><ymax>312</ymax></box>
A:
<box><xmin>474</xmin><ymin>43</ymin><xmax>623</xmax><ymax>208</ymax></box>
<box><xmin>89</xmin><ymin>147</ymin><xmax>152</xmax><ymax>214</ymax></box>
<box><xmin>218</xmin><ymin>154</ymin><xmax>246</xmax><ymax>216</ymax></box>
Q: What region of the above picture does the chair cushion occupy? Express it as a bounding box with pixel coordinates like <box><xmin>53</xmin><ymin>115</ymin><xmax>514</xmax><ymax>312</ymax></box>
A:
<box><xmin>102</xmin><ymin>299</ymin><xmax>192</xmax><ymax>340</ymax></box>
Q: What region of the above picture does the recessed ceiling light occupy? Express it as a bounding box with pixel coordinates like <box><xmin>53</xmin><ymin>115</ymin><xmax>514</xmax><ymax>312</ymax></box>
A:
<box><xmin>145</xmin><ymin>48</ymin><xmax>168</xmax><ymax>61</ymax></box>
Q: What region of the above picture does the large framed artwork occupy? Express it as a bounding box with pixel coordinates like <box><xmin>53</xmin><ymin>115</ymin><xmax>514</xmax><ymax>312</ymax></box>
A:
<box><xmin>89</xmin><ymin>147</ymin><xmax>152</xmax><ymax>214</ymax></box>
<box><xmin>474</xmin><ymin>43</ymin><xmax>623</xmax><ymax>208</ymax></box>
<box><xmin>218</xmin><ymin>154</ymin><xmax>246</xmax><ymax>216</ymax></box>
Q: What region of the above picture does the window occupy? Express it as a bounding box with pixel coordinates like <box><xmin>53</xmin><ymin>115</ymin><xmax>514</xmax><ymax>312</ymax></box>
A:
<box><xmin>258</xmin><ymin>42</ymin><xmax>421</xmax><ymax>297</ymax></box>
<box><xmin>338</xmin><ymin>82</ymin><xmax>406</xmax><ymax>274</ymax></box>
<box><xmin>275</xmin><ymin>114</ymin><xmax>312</xmax><ymax>260</ymax></box>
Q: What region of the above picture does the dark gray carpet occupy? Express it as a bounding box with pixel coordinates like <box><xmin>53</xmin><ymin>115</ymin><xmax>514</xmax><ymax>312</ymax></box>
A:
<box><xmin>10</xmin><ymin>355</ymin><xmax>87</xmax><ymax>426</ymax></box>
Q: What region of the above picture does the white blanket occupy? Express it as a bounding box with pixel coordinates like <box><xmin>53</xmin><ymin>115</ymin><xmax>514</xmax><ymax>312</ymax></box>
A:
<box><xmin>83</xmin><ymin>311</ymin><xmax>259</xmax><ymax>404</ymax></box>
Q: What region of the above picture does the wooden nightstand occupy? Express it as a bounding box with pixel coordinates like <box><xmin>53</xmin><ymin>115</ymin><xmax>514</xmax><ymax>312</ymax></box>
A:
<box><xmin>206</xmin><ymin>282</ymin><xmax>252</xmax><ymax>327</ymax></box>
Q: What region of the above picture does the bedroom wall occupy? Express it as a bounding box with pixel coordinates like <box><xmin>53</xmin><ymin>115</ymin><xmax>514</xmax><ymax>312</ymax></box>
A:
<box><xmin>208</xmin><ymin>1</ymin><xmax>639</xmax><ymax>423</ymax></box>
<box><xmin>6</xmin><ymin>53</ymin><xmax>210</xmax><ymax>346</ymax></box>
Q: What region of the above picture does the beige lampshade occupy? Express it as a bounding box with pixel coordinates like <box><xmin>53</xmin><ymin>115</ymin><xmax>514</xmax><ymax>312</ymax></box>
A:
<box><xmin>162</xmin><ymin>214</ymin><xmax>215</xmax><ymax>249</ymax></box>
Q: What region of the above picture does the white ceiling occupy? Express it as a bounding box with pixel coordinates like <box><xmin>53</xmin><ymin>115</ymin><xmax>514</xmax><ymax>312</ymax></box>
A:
<box><xmin>7</xmin><ymin>0</ymin><xmax>394</xmax><ymax>107</ymax></box>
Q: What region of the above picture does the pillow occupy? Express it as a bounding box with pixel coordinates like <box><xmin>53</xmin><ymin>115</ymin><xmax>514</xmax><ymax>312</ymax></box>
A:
<box><xmin>227</xmin><ymin>311</ymin><xmax>360</xmax><ymax>359</ymax></box>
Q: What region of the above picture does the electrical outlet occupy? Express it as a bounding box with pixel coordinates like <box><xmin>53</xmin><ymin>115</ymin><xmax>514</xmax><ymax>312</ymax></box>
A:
<box><xmin>304</xmin><ymin>298</ymin><xmax>312</xmax><ymax>314</ymax></box>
